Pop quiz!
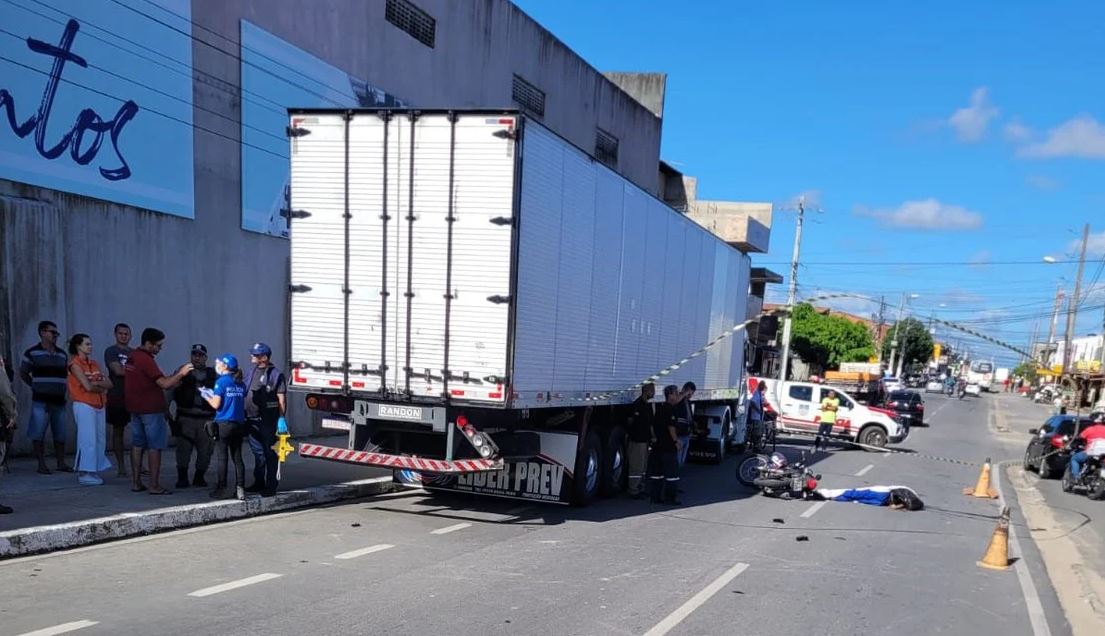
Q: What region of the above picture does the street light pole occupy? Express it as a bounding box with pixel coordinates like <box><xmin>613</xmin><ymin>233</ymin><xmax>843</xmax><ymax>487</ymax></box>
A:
<box><xmin>1045</xmin><ymin>282</ymin><xmax>1064</xmax><ymax>367</ymax></box>
<box><xmin>1062</xmin><ymin>224</ymin><xmax>1090</xmax><ymax>376</ymax></box>
<box><xmin>887</xmin><ymin>293</ymin><xmax>907</xmax><ymax>376</ymax></box>
<box><xmin>777</xmin><ymin>198</ymin><xmax>805</xmax><ymax>391</ymax></box>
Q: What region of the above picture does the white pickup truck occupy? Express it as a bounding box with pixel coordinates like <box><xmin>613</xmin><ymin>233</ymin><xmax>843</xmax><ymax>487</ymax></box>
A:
<box><xmin>748</xmin><ymin>377</ymin><xmax>909</xmax><ymax>448</ymax></box>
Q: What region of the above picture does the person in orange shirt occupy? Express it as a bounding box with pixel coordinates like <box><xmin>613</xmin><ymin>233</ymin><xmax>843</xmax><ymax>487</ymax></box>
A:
<box><xmin>68</xmin><ymin>334</ymin><xmax>114</xmax><ymax>486</ymax></box>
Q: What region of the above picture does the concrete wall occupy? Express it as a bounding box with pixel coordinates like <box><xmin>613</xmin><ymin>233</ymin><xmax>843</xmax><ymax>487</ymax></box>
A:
<box><xmin>0</xmin><ymin>0</ymin><xmax>663</xmax><ymax>453</ymax></box>
<box><xmin>604</xmin><ymin>72</ymin><xmax>667</xmax><ymax>118</ymax></box>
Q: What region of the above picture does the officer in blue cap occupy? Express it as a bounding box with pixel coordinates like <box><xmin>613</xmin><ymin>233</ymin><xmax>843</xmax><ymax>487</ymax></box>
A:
<box><xmin>244</xmin><ymin>343</ymin><xmax>287</xmax><ymax>496</ymax></box>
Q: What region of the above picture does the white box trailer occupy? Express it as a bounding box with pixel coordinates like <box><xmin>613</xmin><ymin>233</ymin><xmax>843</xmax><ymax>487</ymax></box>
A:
<box><xmin>287</xmin><ymin>108</ymin><xmax>751</xmax><ymax>504</ymax></box>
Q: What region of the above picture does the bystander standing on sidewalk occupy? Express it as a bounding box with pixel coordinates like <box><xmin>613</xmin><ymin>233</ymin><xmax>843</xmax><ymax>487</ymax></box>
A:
<box><xmin>170</xmin><ymin>344</ymin><xmax>216</xmax><ymax>488</ymax></box>
<box><xmin>244</xmin><ymin>343</ymin><xmax>286</xmax><ymax>496</ymax></box>
<box><xmin>125</xmin><ymin>328</ymin><xmax>193</xmax><ymax>495</ymax></box>
<box><xmin>626</xmin><ymin>383</ymin><xmax>656</xmax><ymax>499</ymax></box>
<box><xmin>20</xmin><ymin>321</ymin><xmax>72</xmax><ymax>474</ymax></box>
<box><xmin>202</xmin><ymin>354</ymin><xmax>247</xmax><ymax>500</ymax></box>
<box><xmin>67</xmin><ymin>334</ymin><xmax>114</xmax><ymax>486</ymax></box>
<box><xmin>103</xmin><ymin>323</ymin><xmax>133</xmax><ymax>477</ymax></box>
<box><xmin>0</xmin><ymin>355</ymin><xmax>17</xmax><ymax>513</ymax></box>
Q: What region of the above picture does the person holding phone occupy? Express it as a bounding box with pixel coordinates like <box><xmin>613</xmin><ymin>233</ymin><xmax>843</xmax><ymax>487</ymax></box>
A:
<box><xmin>201</xmin><ymin>354</ymin><xmax>247</xmax><ymax>501</ymax></box>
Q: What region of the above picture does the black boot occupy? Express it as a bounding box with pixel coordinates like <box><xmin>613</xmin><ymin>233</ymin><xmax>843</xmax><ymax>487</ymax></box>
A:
<box><xmin>192</xmin><ymin>473</ymin><xmax>208</xmax><ymax>488</ymax></box>
<box><xmin>175</xmin><ymin>468</ymin><xmax>190</xmax><ymax>489</ymax></box>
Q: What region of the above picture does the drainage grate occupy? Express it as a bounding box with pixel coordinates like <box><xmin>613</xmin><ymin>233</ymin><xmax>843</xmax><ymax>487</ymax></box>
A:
<box><xmin>385</xmin><ymin>0</ymin><xmax>436</xmax><ymax>48</ymax></box>
<box><xmin>595</xmin><ymin>128</ymin><xmax>619</xmax><ymax>167</ymax></box>
<box><xmin>512</xmin><ymin>74</ymin><xmax>546</xmax><ymax>117</ymax></box>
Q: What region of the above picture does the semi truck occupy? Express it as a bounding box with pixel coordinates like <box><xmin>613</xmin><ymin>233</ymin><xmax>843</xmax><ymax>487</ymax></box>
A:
<box><xmin>285</xmin><ymin>108</ymin><xmax>752</xmax><ymax>505</ymax></box>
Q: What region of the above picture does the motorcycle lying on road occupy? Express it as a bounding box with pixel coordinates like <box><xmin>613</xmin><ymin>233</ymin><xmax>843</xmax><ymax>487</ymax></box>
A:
<box><xmin>737</xmin><ymin>451</ymin><xmax>821</xmax><ymax>499</ymax></box>
<box><xmin>1061</xmin><ymin>440</ymin><xmax>1105</xmax><ymax>500</ymax></box>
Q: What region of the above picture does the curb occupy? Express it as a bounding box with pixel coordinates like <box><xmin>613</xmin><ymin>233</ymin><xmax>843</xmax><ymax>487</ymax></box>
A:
<box><xmin>0</xmin><ymin>477</ymin><xmax>397</xmax><ymax>559</ymax></box>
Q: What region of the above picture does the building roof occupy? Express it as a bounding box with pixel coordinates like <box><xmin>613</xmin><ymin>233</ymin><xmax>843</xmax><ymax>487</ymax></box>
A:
<box><xmin>751</xmin><ymin>267</ymin><xmax>783</xmax><ymax>284</ymax></box>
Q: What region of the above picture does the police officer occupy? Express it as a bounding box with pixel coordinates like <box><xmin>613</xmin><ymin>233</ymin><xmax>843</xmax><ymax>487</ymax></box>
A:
<box><xmin>170</xmin><ymin>344</ymin><xmax>217</xmax><ymax>488</ymax></box>
<box><xmin>244</xmin><ymin>343</ymin><xmax>286</xmax><ymax>496</ymax></box>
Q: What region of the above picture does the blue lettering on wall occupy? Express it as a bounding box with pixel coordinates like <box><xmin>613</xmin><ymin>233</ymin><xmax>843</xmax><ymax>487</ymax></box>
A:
<box><xmin>0</xmin><ymin>19</ymin><xmax>138</xmax><ymax>181</ymax></box>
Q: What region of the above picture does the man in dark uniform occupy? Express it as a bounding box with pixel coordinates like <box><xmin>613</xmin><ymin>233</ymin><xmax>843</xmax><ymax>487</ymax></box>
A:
<box><xmin>626</xmin><ymin>383</ymin><xmax>656</xmax><ymax>498</ymax></box>
<box><xmin>244</xmin><ymin>343</ymin><xmax>286</xmax><ymax>496</ymax></box>
<box><xmin>170</xmin><ymin>344</ymin><xmax>217</xmax><ymax>488</ymax></box>
<box><xmin>647</xmin><ymin>385</ymin><xmax>683</xmax><ymax>505</ymax></box>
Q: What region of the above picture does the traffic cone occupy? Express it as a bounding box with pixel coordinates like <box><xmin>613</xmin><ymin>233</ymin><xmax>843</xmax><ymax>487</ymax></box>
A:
<box><xmin>977</xmin><ymin>506</ymin><xmax>1011</xmax><ymax>570</ymax></box>
<box><xmin>963</xmin><ymin>457</ymin><xmax>999</xmax><ymax>499</ymax></box>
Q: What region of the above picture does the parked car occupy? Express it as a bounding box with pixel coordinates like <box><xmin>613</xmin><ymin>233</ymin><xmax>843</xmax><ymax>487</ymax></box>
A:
<box><xmin>882</xmin><ymin>377</ymin><xmax>903</xmax><ymax>392</ymax></box>
<box><xmin>1024</xmin><ymin>415</ymin><xmax>1095</xmax><ymax>478</ymax></box>
<box><xmin>880</xmin><ymin>389</ymin><xmax>926</xmax><ymax>426</ymax></box>
<box><xmin>924</xmin><ymin>379</ymin><xmax>945</xmax><ymax>394</ymax></box>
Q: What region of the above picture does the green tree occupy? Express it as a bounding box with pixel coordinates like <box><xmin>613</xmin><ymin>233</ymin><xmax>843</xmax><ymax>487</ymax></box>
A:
<box><xmin>880</xmin><ymin>318</ymin><xmax>935</xmax><ymax>367</ymax></box>
<box><xmin>790</xmin><ymin>303</ymin><xmax>876</xmax><ymax>370</ymax></box>
<box><xmin>1012</xmin><ymin>361</ymin><xmax>1037</xmax><ymax>382</ymax></box>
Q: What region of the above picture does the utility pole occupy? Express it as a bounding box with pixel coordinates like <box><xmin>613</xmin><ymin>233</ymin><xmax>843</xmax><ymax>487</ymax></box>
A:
<box><xmin>1062</xmin><ymin>223</ymin><xmax>1090</xmax><ymax>376</ymax></box>
<box><xmin>874</xmin><ymin>296</ymin><xmax>886</xmax><ymax>365</ymax></box>
<box><xmin>1026</xmin><ymin>320</ymin><xmax>1039</xmax><ymax>365</ymax></box>
<box><xmin>1045</xmin><ymin>283</ymin><xmax>1064</xmax><ymax>367</ymax></box>
<box><xmin>888</xmin><ymin>293</ymin><xmax>907</xmax><ymax>376</ymax></box>
<box><xmin>777</xmin><ymin>198</ymin><xmax>805</xmax><ymax>391</ymax></box>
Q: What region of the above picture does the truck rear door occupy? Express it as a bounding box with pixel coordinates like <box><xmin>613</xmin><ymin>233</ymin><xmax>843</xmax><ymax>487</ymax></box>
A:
<box><xmin>288</xmin><ymin>111</ymin><xmax>515</xmax><ymax>403</ymax></box>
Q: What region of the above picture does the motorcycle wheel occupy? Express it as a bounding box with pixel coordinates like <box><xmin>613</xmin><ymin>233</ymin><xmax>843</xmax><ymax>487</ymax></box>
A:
<box><xmin>737</xmin><ymin>455</ymin><xmax>767</xmax><ymax>487</ymax></box>
<box><xmin>1089</xmin><ymin>476</ymin><xmax>1105</xmax><ymax>501</ymax></box>
<box><xmin>1061</xmin><ymin>466</ymin><xmax>1075</xmax><ymax>493</ymax></box>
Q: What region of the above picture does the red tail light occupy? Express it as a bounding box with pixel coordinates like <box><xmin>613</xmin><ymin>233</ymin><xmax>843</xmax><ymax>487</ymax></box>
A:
<box><xmin>305</xmin><ymin>393</ymin><xmax>353</xmax><ymax>413</ymax></box>
<box><xmin>1050</xmin><ymin>436</ymin><xmax>1065</xmax><ymax>449</ymax></box>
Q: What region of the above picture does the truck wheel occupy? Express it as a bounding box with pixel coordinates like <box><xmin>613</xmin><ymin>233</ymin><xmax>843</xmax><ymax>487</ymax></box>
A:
<box><xmin>572</xmin><ymin>431</ymin><xmax>602</xmax><ymax>506</ymax></box>
<box><xmin>600</xmin><ymin>426</ymin><xmax>627</xmax><ymax>498</ymax></box>
<box><xmin>710</xmin><ymin>414</ymin><xmax>730</xmax><ymax>464</ymax></box>
<box><xmin>858</xmin><ymin>425</ymin><xmax>888</xmax><ymax>450</ymax></box>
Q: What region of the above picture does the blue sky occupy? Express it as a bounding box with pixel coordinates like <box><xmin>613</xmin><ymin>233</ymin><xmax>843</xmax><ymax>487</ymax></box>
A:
<box><xmin>516</xmin><ymin>0</ymin><xmax>1105</xmax><ymax>366</ymax></box>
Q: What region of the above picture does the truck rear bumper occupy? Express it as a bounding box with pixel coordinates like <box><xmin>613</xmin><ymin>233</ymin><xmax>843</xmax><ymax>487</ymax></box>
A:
<box><xmin>299</xmin><ymin>443</ymin><xmax>504</xmax><ymax>473</ymax></box>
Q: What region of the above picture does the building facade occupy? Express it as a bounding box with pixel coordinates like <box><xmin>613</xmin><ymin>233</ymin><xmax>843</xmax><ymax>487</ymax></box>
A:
<box><xmin>0</xmin><ymin>0</ymin><xmax>666</xmax><ymax>448</ymax></box>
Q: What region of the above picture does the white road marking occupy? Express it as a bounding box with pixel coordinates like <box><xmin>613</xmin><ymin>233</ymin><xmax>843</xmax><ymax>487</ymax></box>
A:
<box><xmin>993</xmin><ymin>454</ymin><xmax>1052</xmax><ymax>635</ymax></box>
<box><xmin>431</xmin><ymin>522</ymin><xmax>472</xmax><ymax>535</ymax></box>
<box><xmin>14</xmin><ymin>621</ymin><xmax>99</xmax><ymax>636</ymax></box>
<box><xmin>187</xmin><ymin>573</ymin><xmax>283</xmax><ymax>597</ymax></box>
<box><xmin>643</xmin><ymin>562</ymin><xmax>749</xmax><ymax>636</ymax></box>
<box><xmin>800</xmin><ymin>501</ymin><xmax>827</xmax><ymax>518</ymax></box>
<box><xmin>855</xmin><ymin>464</ymin><xmax>874</xmax><ymax>477</ymax></box>
<box><xmin>333</xmin><ymin>543</ymin><xmax>395</xmax><ymax>560</ymax></box>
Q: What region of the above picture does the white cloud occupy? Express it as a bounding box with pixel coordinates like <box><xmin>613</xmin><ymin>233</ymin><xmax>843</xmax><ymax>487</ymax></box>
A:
<box><xmin>969</xmin><ymin>250</ymin><xmax>991</xmax><ymax>269</ymax></box>
<box><xmin>1068</xmin><ymin>231</ymin><xmax>1105</xmax><ymax>257</ymax></box>
<box><xmin>948</xmin><ymin>87</ymin><xmax>999</xmax><ymax>142</ymax></box>
<box><xmin>1018</xmin><ymin>115</ymin><xmax>1105</xmax><ymax>159</ymax></box>
<box><xmin>1003</xmin><ymin>120</ymin><xmax>1033</xmax><ymax>142</ymax></box>
<box><xmin>1025</xmin><ymin>175</ymin><xmax>1061</xmax><ymax>190</ymax></box>
<box><xmin>855</xmin><ymin>198</ymin><xmax>983</xmax><ymax>231</ymax></box>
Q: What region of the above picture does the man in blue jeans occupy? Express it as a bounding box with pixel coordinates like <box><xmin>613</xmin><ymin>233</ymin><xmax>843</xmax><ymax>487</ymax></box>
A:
<box><xmin>20</xmin><ymin>321</ymin><xmax>71</xmax><ymax>474</ymax></box>
<box><xmin>244</xmin><ymin>343</ymin><xmax>287</xmax><ymax>496</ymax></box>
<box><xmin>1069</xmin><ymin>416</ymin><xmax>1105</xmax><ymax>482</ymax></box>
<box><xmin>674</xmin><ymin>382</ymin><xmax>696</xmax><ymax>467</ymax></box>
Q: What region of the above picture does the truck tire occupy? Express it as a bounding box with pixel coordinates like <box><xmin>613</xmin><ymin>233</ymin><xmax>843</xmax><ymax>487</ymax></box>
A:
<box><xmin>709</xmin><ymin>413</ymin><xmax>730</xmax><ymax>464</ymax></box>
<box><xmin>572</xmin><ymin>430</ymin><xmax>603</xmax><ymax>506</ymax></box>
<box><xmin>858</xmin><ymin>425</ymin><xmax>888</xmax><ymax>450</ymax></box>
<box><xmin>600</xmin><ymin>426</ymin><xmax>628</xmax><ymax>498</ymax></box>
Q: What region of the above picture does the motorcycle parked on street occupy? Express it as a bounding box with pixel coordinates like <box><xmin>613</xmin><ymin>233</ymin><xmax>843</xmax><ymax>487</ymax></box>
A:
<box><xmin>737</xmin><ymin>451</ymin><xmax>821</xmax><ymax>499</ymax></box>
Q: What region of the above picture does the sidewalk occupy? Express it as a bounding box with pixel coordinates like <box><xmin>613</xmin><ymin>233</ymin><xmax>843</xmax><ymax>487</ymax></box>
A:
<box><xmin>0</xmin><ymin>434</ymin><xmax>393</xmax><ymax>558</ymax></box>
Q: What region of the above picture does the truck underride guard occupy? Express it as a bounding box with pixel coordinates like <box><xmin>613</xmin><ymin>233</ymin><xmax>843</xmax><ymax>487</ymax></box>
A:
<box><xmin>298</xmin><ymin>443</ymin><xmax>504</xmax><ymax>473</ymax></box>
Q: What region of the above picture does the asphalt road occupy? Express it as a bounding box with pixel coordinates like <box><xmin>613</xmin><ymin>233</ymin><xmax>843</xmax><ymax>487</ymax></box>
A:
<box><xmin>0</xmin><ymin>394</ymin><xmax>1073</xmax><ymax>636</ymax></box>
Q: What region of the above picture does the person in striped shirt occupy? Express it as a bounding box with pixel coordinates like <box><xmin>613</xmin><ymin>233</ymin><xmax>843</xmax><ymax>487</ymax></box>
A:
<box><xmin>20</xmin><ymin>321</ymin><xmax>72</xmax><ymax>474</ymax></box>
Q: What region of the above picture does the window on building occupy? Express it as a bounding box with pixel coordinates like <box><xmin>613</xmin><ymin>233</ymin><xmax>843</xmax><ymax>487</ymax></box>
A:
<box><xmin>385</xmin><ymin>0</ymin><xmax>435</xmax><ymax>48</ymax></box>
<box><xmin>512</xmin><ymin>74</ymin><xmax>545</xmax><ymax>117</ymax></box>
<box><xmin>595</xmin><ymin>128</ymin><xmax>619</xmax><ymax>168</ymax></box>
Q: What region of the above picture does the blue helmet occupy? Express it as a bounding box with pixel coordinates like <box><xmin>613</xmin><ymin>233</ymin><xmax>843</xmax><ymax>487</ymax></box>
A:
<box><xmin>250</xmin><ymin>342</ymin><xmax>272</xmax><ymax>357</ymax></box>
<box><xmin>218</xmin><ymin>354</ymin><xmax>239</xmax><ymax>370</ymax></box>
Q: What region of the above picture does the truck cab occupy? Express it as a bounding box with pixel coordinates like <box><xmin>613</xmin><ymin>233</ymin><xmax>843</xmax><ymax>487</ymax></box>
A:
<box><xmin>750</xmin><ymin>377</ymin><xmax>908</xmax><ymax>448</ymax></box>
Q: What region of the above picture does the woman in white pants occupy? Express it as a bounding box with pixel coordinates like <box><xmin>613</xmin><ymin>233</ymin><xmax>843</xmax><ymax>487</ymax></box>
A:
<box><xmin>67</xmin><ymin>334</ymin><xmax>114</xmax><ymax>485</ymax></box>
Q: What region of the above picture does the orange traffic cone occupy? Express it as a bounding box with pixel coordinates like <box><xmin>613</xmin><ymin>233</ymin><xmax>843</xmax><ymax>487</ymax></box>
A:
<box><xmin>977</xmin><ymin>506</ymin><xmax>1011</xmax><ymax>570</ymax></box>
<box><xmin>963</xmin><ymin>457</ymin><xmax>999</xmax><ymax>499</ymax></box>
